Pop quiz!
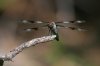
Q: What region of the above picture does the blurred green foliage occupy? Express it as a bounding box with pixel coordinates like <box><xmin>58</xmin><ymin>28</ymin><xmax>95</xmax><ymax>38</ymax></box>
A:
<box><xmin>45</xmin><ymin>41</ymin><xmax>95</xmax><ymax>66</ymax></box>
<box><xmin>0</xmin><ymin>0</ymin><xmax>5</xmax><ymax>9</ymax></box>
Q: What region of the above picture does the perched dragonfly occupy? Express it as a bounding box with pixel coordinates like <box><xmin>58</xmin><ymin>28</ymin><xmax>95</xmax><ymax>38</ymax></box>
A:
<box><xmin>18</xmin><ymin>19</ymin><xmax>86</xmax><ymax>41</ymax></box>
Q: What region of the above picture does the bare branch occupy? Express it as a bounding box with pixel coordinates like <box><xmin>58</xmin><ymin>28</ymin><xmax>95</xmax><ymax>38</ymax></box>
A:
<box><xmin>0</xmin><ymin>35</ymin><xmax>56</xmax><ymax>61</ymax></box>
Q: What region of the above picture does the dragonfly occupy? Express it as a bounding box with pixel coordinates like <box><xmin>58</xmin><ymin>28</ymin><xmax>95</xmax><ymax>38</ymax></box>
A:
<box><xmin>18</xmin><ymin>19</ymin><xmax>86</xmax><ymax>41</ymax></box>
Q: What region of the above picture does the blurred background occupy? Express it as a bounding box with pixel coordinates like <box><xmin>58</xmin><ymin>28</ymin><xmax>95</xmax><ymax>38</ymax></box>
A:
<box><xmin>0</xmin><ymin>0</ymin><xmax>100</xmax><ymax>66</ymax></box>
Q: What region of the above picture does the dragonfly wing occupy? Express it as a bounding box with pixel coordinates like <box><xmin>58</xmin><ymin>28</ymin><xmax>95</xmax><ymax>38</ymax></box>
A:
<box><xmin>75</xmin><ymin>20</ymin><xmax>86</xmax><ymax>23</ymax></box>
<box><xmin>24</xmin><ymin>27</ymin><xmax>39</xmax><ymax>32</ymax></box>
<box><xmin>18</xmin><ymin>19</ymin><xmax>49</xmax><ymax>32</ymax></box>
<box><xmin>55</xmin><ymin>20</ymin><xmax>85</xmax><ymax>24</ymax></box>
<box><xmin>23</xmin><ymin>24</ymin><xmax>48</xmax><ymax>32</ymax></box>
<box><xmin>18</xmin><ymin>19</ymin><xmax>49</xmax><ymax>25</ymax></box>
<box><xmin>18</xmin><ymin>19</ymin><xmax>35</xmax><ymax>23</ymax></box>
<box><xmin>20</xmin><ymin>19</ymin><xmax>49</xmax><ymax>24</ymax></box>
<box><xmin>56</xmin><ymin>25</ymin><xmax>87</xmax><ymax>31</ymax></box>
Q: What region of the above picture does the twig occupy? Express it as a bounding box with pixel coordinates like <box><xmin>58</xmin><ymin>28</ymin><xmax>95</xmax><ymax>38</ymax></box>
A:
<box><xmin>0</xmin><ymin>35</ymin><xmax>56</xmax><ymax>61</ymax></box>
